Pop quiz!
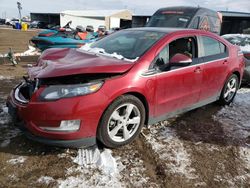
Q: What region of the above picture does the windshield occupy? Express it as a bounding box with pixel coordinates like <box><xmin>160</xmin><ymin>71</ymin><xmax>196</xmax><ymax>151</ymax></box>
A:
<box><xmin>80</xmin><ymin>30</ymin><xmax>165</xmax><ymax>61</ymax></box>
<box><xmin>147</xmin><ymin>8</ymin><xmax>198</xmax><ymax>28</ymax></box>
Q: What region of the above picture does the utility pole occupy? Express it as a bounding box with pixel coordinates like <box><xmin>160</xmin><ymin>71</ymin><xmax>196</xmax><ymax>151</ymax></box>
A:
<box><xmin>17</xmin><ymin>2</ymin><xmax>22</xmax><ymax>21</ymax></box>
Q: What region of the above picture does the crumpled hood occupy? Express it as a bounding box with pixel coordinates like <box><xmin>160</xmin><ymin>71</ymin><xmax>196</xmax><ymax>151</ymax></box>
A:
<box><xmin>28</xmin><ymin>48</ymin><xmax>135</xmax><ymax>79</ymax></box>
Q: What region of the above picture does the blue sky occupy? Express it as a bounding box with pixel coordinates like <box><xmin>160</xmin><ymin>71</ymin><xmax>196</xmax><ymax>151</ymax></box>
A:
<box><xmin>1</xmin><ymin>0</ymin><xmax>250</xmax><ymax>18</ymax></box>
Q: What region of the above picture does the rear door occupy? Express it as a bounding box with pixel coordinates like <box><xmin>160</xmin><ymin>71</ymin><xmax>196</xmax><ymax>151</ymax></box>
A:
<box><xmin>198</xmin><ymin>35</ymin><xmax>229</xmax><ymax>101</ymax></box>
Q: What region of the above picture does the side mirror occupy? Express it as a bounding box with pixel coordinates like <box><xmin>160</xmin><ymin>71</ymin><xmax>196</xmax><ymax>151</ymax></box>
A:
<box><xmin>169</xmin><ymin>53</ymin><xmax>192</xmax><ymax>67</ymax></box>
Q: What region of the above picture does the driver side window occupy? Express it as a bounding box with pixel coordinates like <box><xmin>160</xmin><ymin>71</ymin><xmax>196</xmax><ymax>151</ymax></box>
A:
<box><xmin>152</xmin><ymin>36</ymin><xmax>197</xmax><ymax>72</ymax></box>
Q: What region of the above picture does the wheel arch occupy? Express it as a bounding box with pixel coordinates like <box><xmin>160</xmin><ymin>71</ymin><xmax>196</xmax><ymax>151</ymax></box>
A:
<box><xmin>232</xmin><ymin>71</ymin><xmax>241</xmax><ymax>82</ymax></box>
<box><xmin>123</xmin><ymin>92</ymin><xmax>149</xmax><ymax>126</ymax></box>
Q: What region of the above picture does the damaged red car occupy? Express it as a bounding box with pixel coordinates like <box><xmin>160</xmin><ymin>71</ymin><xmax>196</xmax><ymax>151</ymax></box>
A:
<box><xmin>7</xmin><ymin>28</ymin><xmax>245</xmax><ymax>148</ymax></box>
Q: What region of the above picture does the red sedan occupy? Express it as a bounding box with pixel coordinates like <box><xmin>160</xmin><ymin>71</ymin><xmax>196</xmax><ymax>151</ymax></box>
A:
<box><xmin>7</xmin><ymin>28</ymin><xmax>245</xmax><ymax>148</ymax></box>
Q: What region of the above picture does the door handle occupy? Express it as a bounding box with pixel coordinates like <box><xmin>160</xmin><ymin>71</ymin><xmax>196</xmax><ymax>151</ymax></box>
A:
<box><xmin>194</xmin><ymin>66</ymin><xmax>202</xmax><ymax>73</ymax></box>
<box><xmin>223</xmin><ymin>60</ymin><xmax>228</xmax><ymax>65</ymax></box>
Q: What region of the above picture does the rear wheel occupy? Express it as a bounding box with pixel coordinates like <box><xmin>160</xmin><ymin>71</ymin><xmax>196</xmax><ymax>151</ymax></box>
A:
<box><xmin>219</xmin><ymin>74</ymin><xmax>239</xmax><ymax>105</ymax></box>
<box><xmin>97</xmin><ymin>95</ymin><xmax>145</xmax><ymax>148</ymax></box>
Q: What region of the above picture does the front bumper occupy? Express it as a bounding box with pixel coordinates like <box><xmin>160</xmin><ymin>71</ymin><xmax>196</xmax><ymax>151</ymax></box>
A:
<box><xmin>7</xmin><ymin>99</ymin><xmax>96</xmax><ymax>148</ymax></box>
<box><xmin>6</xmin><ymin>82</ymin><xmax>108</xmax><ymax>148</ymax></box>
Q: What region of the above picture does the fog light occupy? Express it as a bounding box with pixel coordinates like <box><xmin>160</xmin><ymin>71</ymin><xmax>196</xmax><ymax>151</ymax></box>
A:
<box><xmin>40</xmin><ymin>120</ymin><xmax>81</xmax><ymax>132</ymax></box>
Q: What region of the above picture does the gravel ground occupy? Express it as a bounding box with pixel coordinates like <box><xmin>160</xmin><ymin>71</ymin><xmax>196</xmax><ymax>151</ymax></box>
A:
<box><xmin>0</xmin><ymin>27</ymin><xmax>38</xmax><ymax>54</ymax></box>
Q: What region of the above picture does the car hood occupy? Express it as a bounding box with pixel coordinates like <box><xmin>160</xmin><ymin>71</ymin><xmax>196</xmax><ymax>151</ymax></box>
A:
<box><xmin>28</xmin><ymin>48</ymin><xmax>135</xmax><ymax>79</ymax></box>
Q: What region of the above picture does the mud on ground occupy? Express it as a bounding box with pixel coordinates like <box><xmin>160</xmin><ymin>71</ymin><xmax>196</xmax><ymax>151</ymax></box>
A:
<box><xmin>0</xmin><ymin>62</ymin><xmax>249</xmax><ymax>188</ymax></box>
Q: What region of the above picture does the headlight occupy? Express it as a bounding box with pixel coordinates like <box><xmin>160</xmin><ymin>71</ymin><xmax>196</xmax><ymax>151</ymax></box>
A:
<box><xmin>40</xmin><ymin>81</ymin><xmax>103</xmax><ymax>101</ymax></box>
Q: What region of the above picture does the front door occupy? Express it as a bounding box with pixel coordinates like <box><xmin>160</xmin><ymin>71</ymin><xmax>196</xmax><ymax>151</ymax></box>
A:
<box><xmin>152</xmin><ymin>36</ymin><xmax>202</xmax><ymax>118</ymax></box>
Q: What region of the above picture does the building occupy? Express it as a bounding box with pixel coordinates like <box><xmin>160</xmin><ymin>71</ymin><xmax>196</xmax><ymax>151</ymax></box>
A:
<box><xmin>219</xmin><ymin>11</ymin><xmax>250</xmax><ymax>35</ymax></box>
<box><xmin>30</xmin><ymin>12</ymin><xmax>60</xmax><ymax>25</ymax></box>
<box><xmin>60</xmin><ymin>9</ymin><xmax>132</xmax><ymax>30</ymax></box>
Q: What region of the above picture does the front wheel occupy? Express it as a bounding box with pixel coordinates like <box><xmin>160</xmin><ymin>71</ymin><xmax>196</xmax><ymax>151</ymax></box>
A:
<box><xmin>219</xmin><ymin>74</ymin><xmax>239</xmax><ymax>105</ymax></box>
<box><xmin>97</xmin><ymin>95</ymin><xmax>145</xmax><ymax>148</ymax></box>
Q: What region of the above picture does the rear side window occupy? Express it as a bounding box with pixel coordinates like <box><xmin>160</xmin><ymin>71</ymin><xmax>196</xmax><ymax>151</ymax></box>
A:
<box><xmin>200</xmin><ymin>36</ymin><xmax>227</xmax><ymax>57</ymax></box>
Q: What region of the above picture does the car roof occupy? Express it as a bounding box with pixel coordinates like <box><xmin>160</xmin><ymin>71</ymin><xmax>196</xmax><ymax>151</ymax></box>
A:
<box><xmin>125</xmin><ymin>27</ymin><xmax>228</xmax><ymax>44</ymax></box>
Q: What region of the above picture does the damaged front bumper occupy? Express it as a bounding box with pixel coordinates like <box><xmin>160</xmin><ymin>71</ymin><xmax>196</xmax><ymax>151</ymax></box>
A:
<box><xmin>6</xmin><ymin>80</ymin><xmax>106</xmax><ymax>148</ymax></box>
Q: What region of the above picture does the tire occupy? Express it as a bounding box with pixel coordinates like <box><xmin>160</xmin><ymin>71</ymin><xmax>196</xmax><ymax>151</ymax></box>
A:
<box><xmin>219</xmin><ymin>74</ymin><xmax>239</xmax><ymax>105</ymax></box>
<box><xmin>97</xmin><ymin>95</ymin><xmax>146</xmax><ymax>148</ymax></box>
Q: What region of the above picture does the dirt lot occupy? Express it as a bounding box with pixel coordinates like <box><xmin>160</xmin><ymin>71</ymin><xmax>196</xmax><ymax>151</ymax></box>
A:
<box><xmin>0</xmin><ymin>28</ymin><xmax>249</xmax><ymax>188</ymax></box>
<box><xmin>0</xmin><ymin>26</ymin><xmax>38</xmax><ymax>54</ymax></box>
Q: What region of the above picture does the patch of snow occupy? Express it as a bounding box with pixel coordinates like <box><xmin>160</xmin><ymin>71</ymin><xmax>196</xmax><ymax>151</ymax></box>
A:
<box><xmin>115</xmin><ymin>152</ymin><xmax>150</xmax><ymax>187</ymax></box>
<box><xmin>214</xmin><ymin>88</ymin><xmax>250</xmax><ymax>185</ymax></box>
<box><xmin>0</xmin><ymin>75</ymin><xmax>14</xmax><ymax>80</ymax></box>
<box><xmin>241</xmin><ymin>45</ymin><xmax>250</xmax><ymax>52</ymax></box>
<box><xmin>238</xmin><ymin>146</ymin><xmax>250</xmax><ymax>170</ymax></box>
<box><xmin>0</xmin><ymin>105</ymin><xmax>20</xmax><ymax>142</ymax></box>
<box><xmin>222</xmin><ymin>34</ymin><xmax>250</xmax><ymax>52</ymax></box>
<box><xmin>37</xmin><ymin>176</ymin><xmax>54</xmax><ymax>184</ymax></box>
<box><xmin>8</xmin><ymin>174</ymin><xmax>19</xmax><ymax>181</ymax></box>
<box><xmin>96</xmin><ymin>149</ymin><xmax>118</xmax><ymax>175</ymax></box>
<box><xmin>142</xmin><ymin>122</ymin><xmax>201</xmax><ymax>181</ymax></box>
<box><xmin>0</xmin><ymin>53</ymin><xmax>7</xmax><ymax>58</ymax></box>
<box><xmin>73</xmin><ymin>147</ymin><xmax>100</xmax><ymax>167</ymax></box>
<box><xmin>79</xmin><ymin>44</ymin><xmax>138</xmax><ymax>62</ymax></box>
<box><xmin>58</xmin><ymin>147</ymin><xmax>123</xmax><ymax>188</ymax></box>
<box><xmin>15</xmin><ymin>45</ymin><xmax>41</xmax><ymax>56</ymax></box>
<box><xmin>7</xmin><ymin>156</ymin><xmax>26</xmax><ymax>165</ymax></box>
<box><xmin>213</xmin><ymin>88</ymin><xmax>250</xmax><ymax>139</ymax></box>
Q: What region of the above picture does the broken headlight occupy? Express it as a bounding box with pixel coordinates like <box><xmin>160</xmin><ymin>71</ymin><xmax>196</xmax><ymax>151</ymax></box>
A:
<box><xmin>40</xmin><ymin>81</ymin><xmax>103</xmax><ymax>101</ymax></box>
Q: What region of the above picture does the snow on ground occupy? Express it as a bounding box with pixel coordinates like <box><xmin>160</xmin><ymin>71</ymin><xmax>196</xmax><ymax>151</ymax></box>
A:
<box><xmin>0</xmin><ymin>45</ymin><xmax>41</xmax><ymax>58</ymax></box>
<box><xmin>15</xmin><ymin>45</ymin><xmax>41</xmax><ymax>56</ymax></box>
<box><xmin>58</xmin><ymin>147</ymin><xmax>123</xmax><ymax>188</ymax></box>
<box><xmin>214</xmin><ymin>88</ymin><xmax>250</xmax><ymax>140</ymax></box>
<box><xmin>214</xmin><ymin>88</ymin><xmax>250</xmax><ymax>185</ymax></box>
<box><xmin>0</xmin><ymin>105</ymin><xmax>20</xmax><ymax>147</ymax></box>
<box><xmin>0</xmin><ymin>75</ymin><xmax>14</xmax><ymax>80</ymax></box>
<box><xmin>7</xmin><ymin>156</ymin><xmax>26</xmax><ymax>165</ymax></box>
<box><xmin>37</xmin><ymin>176</ymin><xmax>55</xmax><ymax>185</ymax></box>
<box><xmin>142</xmin><ymin>122</ymin><xmax>200</xmax><ymax>181</ymax></box>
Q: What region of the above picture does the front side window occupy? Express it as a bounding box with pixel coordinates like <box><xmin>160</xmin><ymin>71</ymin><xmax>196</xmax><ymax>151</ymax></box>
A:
<box><xmin>152</xmin><ymin>36</ymin><xmax>197</xmax><ymax>71</ymax></box>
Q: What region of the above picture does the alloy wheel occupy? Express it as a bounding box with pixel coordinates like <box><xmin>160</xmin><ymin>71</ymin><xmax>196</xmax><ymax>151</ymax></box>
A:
<box><xmin>223</xmin><ymin>77</ymin><xmax>237</xmax><ymax>102</ymax></box>
<box><xmin>107</xmin><ymin>103</ymin><xmax>141</xmax><ymax>142</ymax></box>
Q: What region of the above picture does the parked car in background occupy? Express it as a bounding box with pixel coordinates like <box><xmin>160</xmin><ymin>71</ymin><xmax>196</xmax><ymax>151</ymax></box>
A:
<box><xmin>7</xmin><ymin>28</ymin><xmax>244</xmax><ymax>148</ymax></box>
<box><xmin>30</xmin><ymin>21</ymin><xmax>48</xmax><ymax>29</ymax></box>
<box><xmin>0</xmin><ymin>18</ymin><xmax>6</xmax><ymax>25</ymax></box>
<box><xmin>223</xmin><ymin>34</ymin><xmax>250</xmax><ymax>82</ymax></box>
<box><xmin>5</xmin><ymin>18</ymin><xmax>19</xmax><ymax>27</ymax></box>
<box><xmin>147</xmin><ymin>6</ymin><xmax>222</xmax><ymax>35</ymax></box>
